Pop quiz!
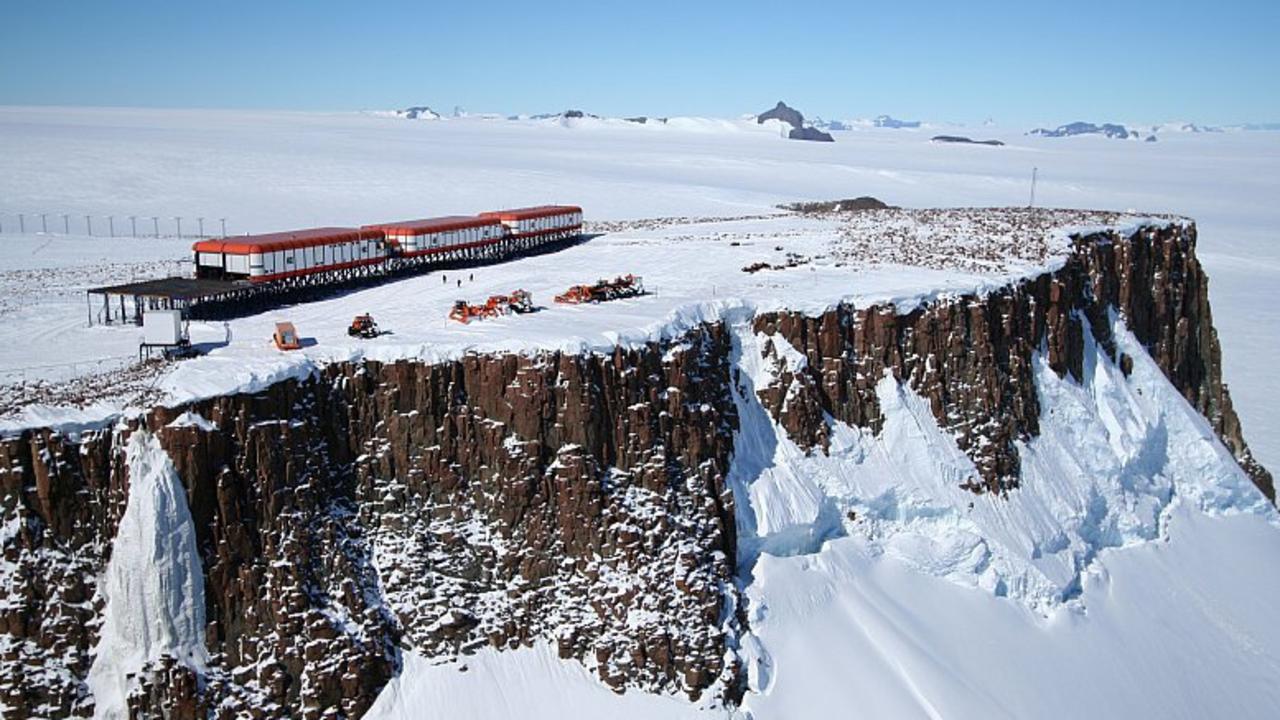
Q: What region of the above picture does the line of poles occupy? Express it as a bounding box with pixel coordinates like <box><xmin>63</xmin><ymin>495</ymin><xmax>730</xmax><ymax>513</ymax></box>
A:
<box><xmin>0</xmin><ymin>213</ymin><xmax>229</xmax><ymax>238</ymax></box>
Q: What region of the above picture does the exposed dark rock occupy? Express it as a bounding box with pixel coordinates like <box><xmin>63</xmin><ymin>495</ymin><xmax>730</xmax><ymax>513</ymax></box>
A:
<box><xmin>0</xmin><ymin>218</ymin><xmax>1271</xmax><ymax>719</ymax></box>
<box><xmin>0</xmin><ymin>325</ymin><xmax>743</xmax><ymax>717</ymax></box>
<box><xmin>931</xmin><ymin>135</ymin><xmax>1005</xmax><ymax>146</ymax></box>
<box><xmin>788</xmin><ymin>126</ymin><xmax>834</xmax><ymax>142</ymax></box>
<box><xmin>756</xmin><ymin>101</ymin><xmax>804</xmax><ymax>129</ymax></box>
<box><xmin>1029</xmin><ymin>121</ymin><xmax>1133</xmax><ymax>139</ymax></box>
<box><xmin>395</xmin><ymin>106</ymin><xmax>439</xmax><ymax>120</ymax></box>
<box><xmin>752</xmin><ymin>224</ymin><xmax>1273</xmax><ymax>500</ymax></box>
<box><xmin>530</xmin><ymin>110</ymin><xmax>601</xmax><ymax>121</ymax></box>
<box><xmin>781</xmin><ymin>197</ymin><xmax>895</xmax><ymax>213</ymax></box>
<box><xmin>758</xmin><ymin>102</ymin><xmax>835</xmax><ymax>142</ymax></box>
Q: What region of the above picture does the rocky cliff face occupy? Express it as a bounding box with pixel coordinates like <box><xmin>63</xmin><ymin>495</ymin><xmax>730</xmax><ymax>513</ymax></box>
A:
<box><xmin>0</xmin><ymin>325</ymin><xmax>740</xmax><ymax>718</ymax></box>
<box><xmin>0</xmin><ymin>222</ymin><xmax>1271</xmax><ymax>718</ymax></box>
<box><xmin>752</xmin><ymin>223</ymin><xmax>1273</xmax><ymax>500</ymax></box>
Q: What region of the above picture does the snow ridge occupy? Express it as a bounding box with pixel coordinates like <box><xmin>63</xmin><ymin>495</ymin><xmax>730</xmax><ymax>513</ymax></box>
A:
<box><xmin>86</xmin><ymin>430</ymin><xmax>207</xmax><ymax>719</ymax></box>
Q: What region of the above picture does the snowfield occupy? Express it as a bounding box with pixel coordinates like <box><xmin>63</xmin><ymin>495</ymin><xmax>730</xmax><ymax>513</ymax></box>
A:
<box><xmin>0</xmin><ymin>107</ymin><xmax>1274</xmax><ymax>469</ymax></box>
<box><xmin>2</xmin><ymin>107</ymin><xmax>1279</xmax><ymax>719</ymax></box>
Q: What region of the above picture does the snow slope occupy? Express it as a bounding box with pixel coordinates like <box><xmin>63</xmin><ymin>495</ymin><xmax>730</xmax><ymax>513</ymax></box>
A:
<box><xmin>367</xmin><ymin>644</ymin><xmax>732</xmax><ymax>720</ymax></box>
<box><xmin>727</xmin><ymin>308</ymin><xmax>1280</xmax><ymax>717</ymax></box>
<box><xmin>742</xmin><ymin>505</ymin><xmax>1280</xmax><ymax>720</ymax></box>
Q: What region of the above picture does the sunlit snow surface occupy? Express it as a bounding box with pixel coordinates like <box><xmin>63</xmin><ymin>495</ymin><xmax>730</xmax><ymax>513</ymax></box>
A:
<box><xmin>2</xmin><ymin>108</ymin><xmax>1279</xmax><ymax>718</ymax></box>
<box><xmin>730</xmin><ymin>315</ymin><xmax>1279</xmax><ymax>718</ymax></box>
<box><xmin>0</xmin><ymin>107</ymin><xmax>1274</xmax><ymax>469</ymax></box>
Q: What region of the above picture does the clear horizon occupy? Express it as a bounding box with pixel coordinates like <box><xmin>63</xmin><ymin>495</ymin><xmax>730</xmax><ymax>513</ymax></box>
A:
<box><xmin>2</xmin><ymin>1</ymin><xmax>1277</xmax><ymax>126</ymax></box>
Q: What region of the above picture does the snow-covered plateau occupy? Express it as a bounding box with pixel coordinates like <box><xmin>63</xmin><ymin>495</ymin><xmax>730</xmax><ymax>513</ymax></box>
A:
<box><xmin>0</xmin><ymin>107</ymin><xmax>1278</xmax><ymax>719</ymax></box>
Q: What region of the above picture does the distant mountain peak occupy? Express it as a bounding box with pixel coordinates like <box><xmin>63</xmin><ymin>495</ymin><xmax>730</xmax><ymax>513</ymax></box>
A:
<box><xmin>757</xmin><ymin>101</ymin><xmax>805</xmax><ymax>129</ymax></box>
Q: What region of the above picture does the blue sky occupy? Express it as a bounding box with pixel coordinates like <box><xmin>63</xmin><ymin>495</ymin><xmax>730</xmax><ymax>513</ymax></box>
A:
<box><xmin>2</xmin><ymin>0</ymin><xmax>1277</xmax><ymax>125</ymax></box>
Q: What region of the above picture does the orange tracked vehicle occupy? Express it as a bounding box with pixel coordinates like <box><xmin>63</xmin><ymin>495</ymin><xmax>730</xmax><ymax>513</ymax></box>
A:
<box><xmin>554</xmin><ymin>274</ymin><xmax>645</xmax><ymax>304</ymax></box>
<box><xmin>448</xmin><ymin>289</ymin><xmax>535</xmax><ymax>323</ymax></box>
<box><xmin>347</xmin><ymin>314</ymin><xmax>381</xmax><ymax>338</ymax></box>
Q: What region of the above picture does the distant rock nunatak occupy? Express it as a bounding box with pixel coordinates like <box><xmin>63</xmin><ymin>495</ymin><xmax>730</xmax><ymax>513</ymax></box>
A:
<box><xmin>757</xmin><ymin>101</ymin><xmax>834</xmax><ymax>142</ymax></box>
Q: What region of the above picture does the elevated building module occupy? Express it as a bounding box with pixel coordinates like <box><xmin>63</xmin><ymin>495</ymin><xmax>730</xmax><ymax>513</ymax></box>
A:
<box><xmin>193</xmin><ymin>227</ymin><xmax>388</xmax><ymax>283</ymax></box>
<box><xmin>479</xmin><ymin>205</ymin><xmax>583</xmax><ymax>241</ymax></box>
<box><xmin>362</xmin><ymin>216</ymin><xmax>505</xmax><ymax>257</ymax></box>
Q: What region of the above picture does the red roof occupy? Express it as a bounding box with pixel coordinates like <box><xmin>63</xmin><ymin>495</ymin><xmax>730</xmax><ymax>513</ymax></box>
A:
<box><xmin>363</xmin><ymin>215</ymin><xmax>502</xmax><ymax>235</ymax></box>
<box><xmin>192</xmin><ymin>227</ymin><xmax>381</xmax><ymax>255</ymax></box>
<box><xmin>478</xmin><ymin>205</ymin><xmax>582</xmax><ymax>221</ymax></box>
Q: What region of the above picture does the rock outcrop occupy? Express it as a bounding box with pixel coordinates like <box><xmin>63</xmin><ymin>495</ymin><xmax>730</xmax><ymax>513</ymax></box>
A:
<box><xmin>751</xmin><ymin>224</ymin><xmax>1273</xmax><ymax>500</ymax></box>
<box><xmin>757</xmin><ymin>101</ymin><xmax>834</xmax><ymax>142</ymax></box>
<box><xmin>0</xmin><ymin>326</ymin><xmax>741</xmax><ymax>717</ymax></box>
<box><xmin>0</xmin><ymin>220</ymin><xmax>1271</xmax><ymax>718</ymax></box>
<box><xmin>781</xmin><ymin>197</ymin><xmax>894</xmax><ymax>213</ymax></box>
<box><xmin>756</xmin><ymin>101</ymin><xmax>805</xmax><ymax>129</ymax></box>
<box><xmin>787</xmin><ymin>126</ymin><xmax>834</xmax><ymax>142</ymax></box>
<box><xmin>931</xmin><ymin>135</ymin><xmax>1005</xmax><ymax>146</ymax></box>
<box><xmin>1029</xmin><ymin>121</ymin><xmax>1133</xmax><ymax>139</ymax></box>
<box><xmin>394</xmin><ymin>106</ymin><xmax>439</xmax><ymax>120</ymax></box>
